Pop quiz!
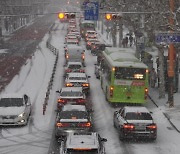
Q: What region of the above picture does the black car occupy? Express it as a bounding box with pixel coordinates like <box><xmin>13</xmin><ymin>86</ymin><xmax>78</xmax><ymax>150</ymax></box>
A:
<box><xmin>91</xmin><ymin>42</ymin><xmax>106</xmax><ymax>56</ymax></box>
<box><xmin>55</xmin><ymin>104</ymin><xmax>93</xmax><ymax>138</ymax></box>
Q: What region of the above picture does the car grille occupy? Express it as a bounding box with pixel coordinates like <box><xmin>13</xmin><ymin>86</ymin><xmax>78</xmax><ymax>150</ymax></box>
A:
<box><xmin>1</xmin><ymin>115</ymin><xmax>17</xmax><ymax>119</ymax></box>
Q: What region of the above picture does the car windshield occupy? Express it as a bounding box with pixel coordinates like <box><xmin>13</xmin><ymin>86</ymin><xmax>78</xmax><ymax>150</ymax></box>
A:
<box><xmin>125</xmin><ymin>112</ymin><xmax>153</xmax><ymax>120</ymax></box>
<box><xmin>59</xmin><ymin>111</ymin><xmax>88</xmax><ymax>119</ymax></box>
<box><xmin>60</xmin><ymin>91</ymin><xmax>83</xmax><ymax>97</ymax></box>
<box><xmin>0</xmin><ymin>98</ymin><xmax>24</xmax><ymax>107</ymax></box>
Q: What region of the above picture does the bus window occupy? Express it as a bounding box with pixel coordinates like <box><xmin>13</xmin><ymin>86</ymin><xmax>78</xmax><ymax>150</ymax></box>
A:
<box><xmin>115</xmin><ymin>68</ymin><xmax>146</xmax><ymax>80</ymax></box>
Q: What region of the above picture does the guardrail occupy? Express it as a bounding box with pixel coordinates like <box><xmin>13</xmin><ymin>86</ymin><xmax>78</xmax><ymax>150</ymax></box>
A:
<box><xmin>43</xmin><ymin>23</ymin><xmax>59</xmax><ymax>115</ymax></box>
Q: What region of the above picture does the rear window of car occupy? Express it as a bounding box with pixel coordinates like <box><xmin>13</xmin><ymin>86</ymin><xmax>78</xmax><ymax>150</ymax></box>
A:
<box><xmin>60</xmin><ymin>91</ymin><xmax>83</xmax><ymax>97</ymax></box>
<box><xmin>125</xmin><ymin>112</ymin><xmax>153</xmax><ymax>120</ymax></box>
<box><xmin>67</xmin><ymin>149</ymin><xmax>98</xmax><ymax>154</ymax></box>
<box><xmin>68</xmin><ymin>65</ymin><xmax>82</xmax><ymax>69</ymax></box>
<box><xmin>0</xmin><ymin>98</ymin><xmax>24</xmax><ymax>107</ymax></box>
<box><xmin>59</xmin><ymin>111</ymin><xmax>88</xmax><ymax>119</ymax></box>
<box><xmin>69</xmin><ymin>77</ymin><xmax>87</xmax><ymax>80</ymax></box>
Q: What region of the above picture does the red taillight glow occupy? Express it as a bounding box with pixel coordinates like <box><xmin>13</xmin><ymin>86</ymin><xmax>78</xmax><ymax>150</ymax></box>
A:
<box><xmin>78</xmin><ymin>122</ymin><xmax>91</xmax><ymax>127</ymax></box>
<box><xmin>66</xmin><ymin>69</ymin><xmax>72</xmax><ymax>73</ymax></box>
<box><xmin>79</xmin><ymin>69</ymin><xmax>85</xmax><ymax>73</ymax></box>
<box><xmin>66</xmin><ymin>83</ymin><xmax>73</xmax><ymax>87</ymax></box>
<box><xmin>110</xmin><ymin>86</ymin><xmax>114</xmax><ymax>97</ymax></box>
<box><xmin>56</xmin><ymin>122</ymin><xmax>70</xmax><ymax>127</ymax></box>
<box><xmin>57</xmin><ymin>99</ymin><xmax>66</xmax><ymax>103</ymax></box>
<box><xmin>123</xmin><ymin>124</ymin><xmax>135</xmax><ymax>130</ymax></box>
<box><xmin>147</xmin><ymin>124</ymin><xmax>157</xmax><ymax>129</ymax></box>
<box><xmin>82</xmin><ymin>83</ymin><xmax>89</xmax><ymax>87</ymax></box>
<box><xmin>77</xmin><ymin>99</ymin><xmax>86</xmax><ymax>103</ymax></box>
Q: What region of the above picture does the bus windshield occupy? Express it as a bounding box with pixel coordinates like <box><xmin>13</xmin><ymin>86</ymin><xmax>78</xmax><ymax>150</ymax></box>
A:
<box><xmin>115</xmin><ymin>67</ymin><xmax>146</xmax><ymax>80</ymax></box>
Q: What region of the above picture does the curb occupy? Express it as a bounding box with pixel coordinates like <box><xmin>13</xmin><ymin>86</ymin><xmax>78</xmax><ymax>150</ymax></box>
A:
<box><xmin>148</xmin><ymin>94</ymin><xmax>180</xmax><ymax>133</ymax></box>
<box><xmin>163</xmin><ymin>112</ymin><xmax>180</xmax><ymax>133</ymax></box>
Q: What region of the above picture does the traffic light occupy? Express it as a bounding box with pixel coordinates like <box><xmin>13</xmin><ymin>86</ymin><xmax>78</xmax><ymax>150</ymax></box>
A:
<box><xmin>105</xmin><ymin>13</ymin><xmax>112</xmax><ymax>20</ymax></box>
<box><xmin>58</xmin><ymin>12</ymin><xmax>76</xmax><ymax>19</ymax></box>
<box><xmin>66</xmin><ymin>13</ymin><xmax>76</xmax><ymax>19</ymax></box>
<box><xmin>105</xmin><ymin>13</ymin><xmax>122</xmax><ymax>20</ymax></box>
<box><xmin>58</xmin><ymin>13</ymin><xmax>65</xmax><ymax>19</ymax></box>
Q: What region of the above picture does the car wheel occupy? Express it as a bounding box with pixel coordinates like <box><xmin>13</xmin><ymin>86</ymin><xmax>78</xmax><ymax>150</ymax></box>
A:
<box><xmin>119</xmin><ymin>129</ymin><xmax>125</xmax><ymax>141</ymax></box>
<box><xmin>113</xmin><ymin>119</ymin><xmax>116</xmax><ymax>128</ymax></box>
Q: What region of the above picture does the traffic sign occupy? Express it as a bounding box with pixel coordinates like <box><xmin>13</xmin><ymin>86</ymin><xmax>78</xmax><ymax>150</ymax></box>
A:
<box><xmin>155</xmin><ymin>32</ymin><xmax>180</xmax><ymax>44</ymax></box>
<box><xmin>84</xmin><ymin>2</ymin><xmax>99</xmax><ymax>21</ymax></box>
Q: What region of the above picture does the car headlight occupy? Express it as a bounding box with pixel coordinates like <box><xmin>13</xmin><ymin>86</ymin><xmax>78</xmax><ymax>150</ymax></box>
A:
<box><xmin>18</xmin><ymin>112</ymin><xmax>25</xmax><ymax>118</ymax></box>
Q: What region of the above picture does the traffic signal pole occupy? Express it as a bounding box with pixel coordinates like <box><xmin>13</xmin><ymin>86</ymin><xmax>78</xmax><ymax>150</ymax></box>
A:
<box><xmin>168</xmin><ymin>0</ymin><xmax>175</xmax><ymax>107</ymax></box>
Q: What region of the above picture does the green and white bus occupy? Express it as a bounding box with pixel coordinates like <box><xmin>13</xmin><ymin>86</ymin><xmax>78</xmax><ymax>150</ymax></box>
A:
<box><xmin>99</xmin><ymin>47</ymin><xmax>149</xmax><ymax>104</ymax></box>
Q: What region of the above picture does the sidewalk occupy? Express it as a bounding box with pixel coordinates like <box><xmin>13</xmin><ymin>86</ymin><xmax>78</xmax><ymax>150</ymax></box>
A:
<box><xmin>149</xmin><ymin>87</ymin><xmax>180</xmax><ymax>133</ymax></box>
<box><xmin>96</xmin><ymin>23</ymin><xmax>180</xmax><ymax>133</ymax></box>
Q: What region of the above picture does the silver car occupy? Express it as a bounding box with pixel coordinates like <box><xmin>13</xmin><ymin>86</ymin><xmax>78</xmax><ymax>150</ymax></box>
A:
<box><xmin>0</xmin><ymin>93</ymin><xmax>31</xmax><ymax>126</ymax></box>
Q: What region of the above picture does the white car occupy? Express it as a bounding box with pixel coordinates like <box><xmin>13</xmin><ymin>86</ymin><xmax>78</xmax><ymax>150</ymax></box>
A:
<box><xmin>59</xmin><ymin>132</ymin><xmax>107</xmax><ymax>154</ymax></box>
<box><xmin>113</xmin><ymin>106</ymin><xmax>157</xmax><ymax>140</ymax></box>
<box><xmin>65</xmin><ymin>72</ymin><xmax>90</xmax><ymax>94</ymax></box>
<box><xmin>64</xmin><ymin>61</ymin><xmax>85</xmax><ymax>77</ymax></box>
<box><xmin>0</xmin><ymin>93</ymin><xmax>31</xmax><ymax>126</ymax></box>
<box><xmin>56</xmin><ymin>87</ymin><xmax>86</xmax><ymax>109</ymax></box>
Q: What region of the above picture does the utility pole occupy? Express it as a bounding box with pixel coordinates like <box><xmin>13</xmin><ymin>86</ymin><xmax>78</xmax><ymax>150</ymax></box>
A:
<box><xmin>168</xmin><ymin>0</ymin><xmax>175</xmax><ymax>107</ymax></box>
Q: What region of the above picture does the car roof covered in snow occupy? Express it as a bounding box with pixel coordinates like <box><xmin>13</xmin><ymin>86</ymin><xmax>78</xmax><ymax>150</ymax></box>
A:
<box><xmin>124</xmin><ymin>106</ymin><xmax>150</xmax><ymax>113</ymax></box>
<box><xmin>61</xmin><ymin>87</ymin><xmax>83</xmax><ymax>92</ymax></box>
<box><xmin>62</xmin><ymin>104</ymin><xmax>86</xmax><ymax>111</ymax></box>
<box><xmin>66</xmin><ymin>132</ymin><xmax>99</xmax><ymax>149</ymax></box>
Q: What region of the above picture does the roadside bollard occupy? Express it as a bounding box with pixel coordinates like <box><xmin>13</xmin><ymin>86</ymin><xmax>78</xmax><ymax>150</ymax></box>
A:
<box><xmin>43</xmin><ymin>103</ymin><xmax>46</xmax><ymax>115</ymax></box>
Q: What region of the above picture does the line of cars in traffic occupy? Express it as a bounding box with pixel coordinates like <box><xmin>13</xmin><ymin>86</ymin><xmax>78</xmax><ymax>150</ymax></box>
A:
<box><xmin>56</xmin><ymin>19</ymin><xmax>107</xmax><ymax>154</ymax></box>
<box><xmin>81</xmin><ymin>22</ymin><xmax>157</xmax><ymax>141</ymax></box>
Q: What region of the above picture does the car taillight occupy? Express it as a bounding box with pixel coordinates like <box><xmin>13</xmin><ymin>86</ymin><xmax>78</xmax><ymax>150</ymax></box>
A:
<box><xmin>82</xmin><ymin>83</ymin><xmax>89</xmax><ymax>87</ymax></box>
<box><xmin>145</xmin><ymin>88</ymin><xmax>148</xmax><ymax>99</ymax></box>
<box><xmin>110</xmin><ymin>86</ymin><xmax>114</xmax><ymax>97</ymax></box>
<box><xmin>79</xmin><ymin>69</ymin><xmax>85</xmax><ymax>73</ymax></box>
<box><xmin>57</xmin><ymin>99</ymin><xmax>67</xmax><ymax>103</ymax></box>
<box><xmin>66</xmin><ymin>83</ymin><xmax>73</xmax><ymax>87</ymax></box>
<box><xmin>66</xmin><ymin>69</ymin><xmax>72</xmax><ymax>73</ymax></box>
<box><xmin>76</xmin><ymin>99</ymin><xmax>86</xmax><ymax>103</ymax></box>
<box><xmin>147</xmin><ymin>124</ymin><xmax>157</xmax><ymax>130</ymax></box>
<box><xmin>123</xmin><ymin>124</ymin><xmax>135</xmax><ymax>130</ymax></box>
<box><xmin>78</xmin><ymin>122</ymin><xmax>91</xmax><ymax>127</ymax></box>
<box><xmin>82</xmin><ymin>54</ymin><xmax>85</xmax><ymax>60</ymax></box>
<box><xmin>56</xmin><ymin>122</ymin><xmax>70</xmax><ymax>127</ymax></box>
<box><xmin>66</xmin><ymin>54</ymin><xmax>69</xmax><ymax>59</ymax></box>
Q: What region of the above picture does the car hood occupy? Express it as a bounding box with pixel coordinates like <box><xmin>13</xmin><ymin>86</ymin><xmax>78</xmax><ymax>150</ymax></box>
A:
<box><xmin>126</xmin><ymin>120</ymin><xmax>153</xmax><ymax>124</ymax></box>
<box><xmin>0</xmin><ymin>106</ymin><xmax>25</xmax><ymax>116</ymax></box>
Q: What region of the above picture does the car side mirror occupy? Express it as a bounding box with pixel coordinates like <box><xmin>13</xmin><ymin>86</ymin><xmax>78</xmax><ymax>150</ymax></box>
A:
<box><xmin>56</xmin><ymin>90</ymin><xmax>60</xmax><ymax>93</ymax></box>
